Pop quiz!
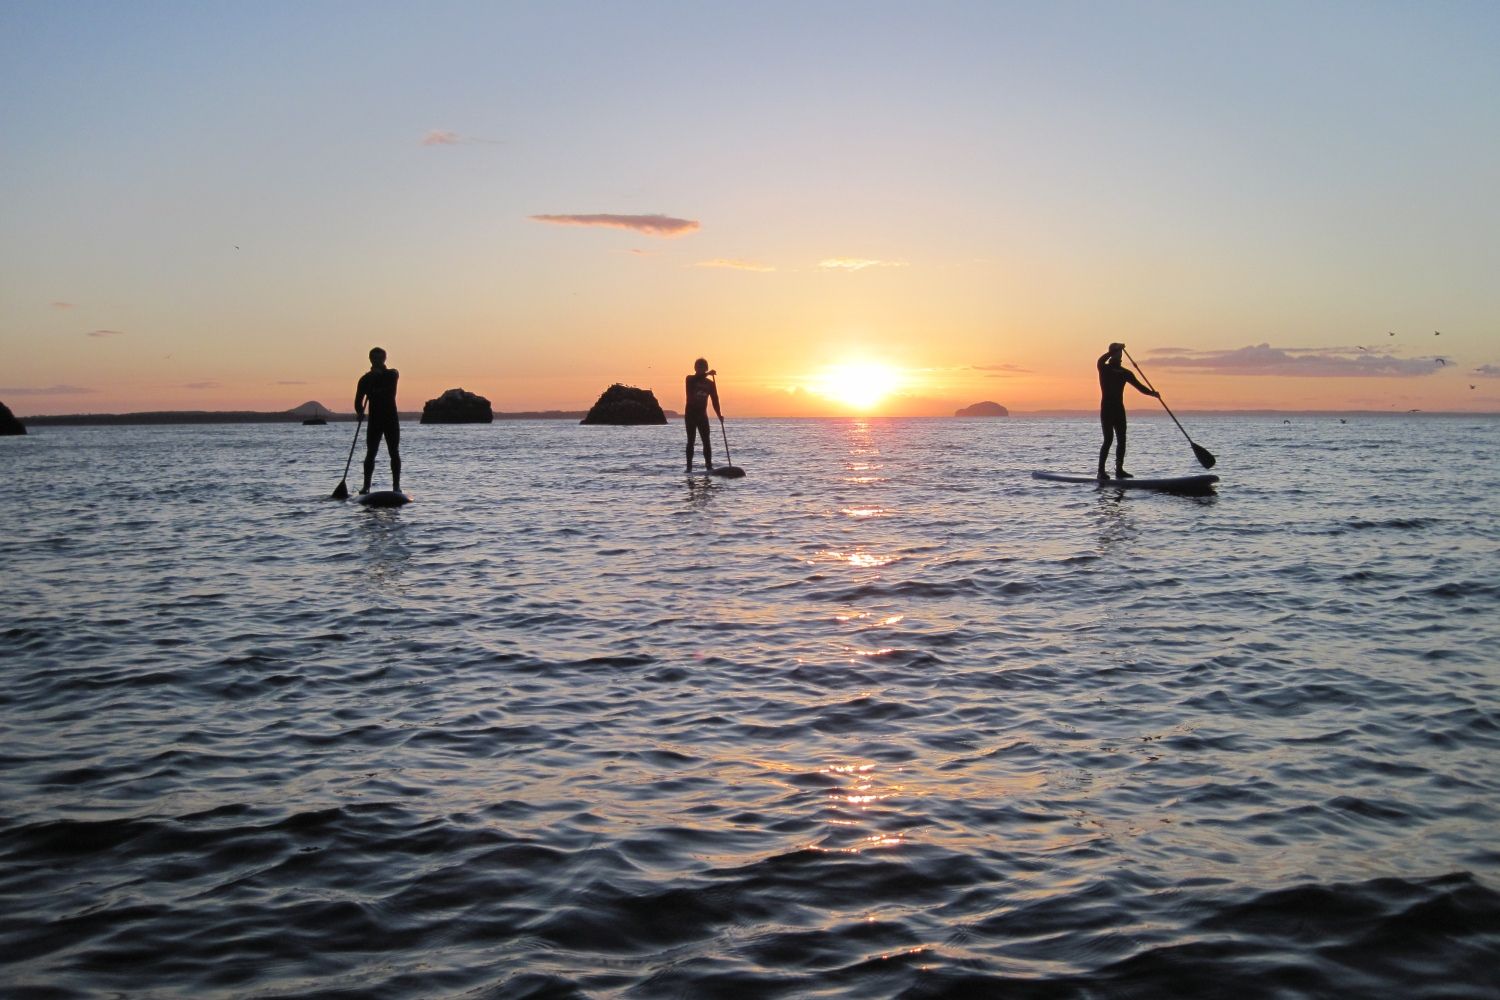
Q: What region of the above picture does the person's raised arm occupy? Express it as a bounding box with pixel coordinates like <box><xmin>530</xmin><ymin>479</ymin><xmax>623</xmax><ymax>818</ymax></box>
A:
<box><xmin>709</xmin><ymin>378</ymin><xmax>722</xmax><ymax>418</ymax></box>
<box><xmin>1123</xmin><ymin>370</ymin><xmax>1158</xmax><ymax>397</ymax></box>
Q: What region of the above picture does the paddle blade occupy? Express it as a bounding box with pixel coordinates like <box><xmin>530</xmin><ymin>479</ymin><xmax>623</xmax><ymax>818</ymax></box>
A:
<box><xmin>331</xmin><ymin>480</ymin><xmax>350</xmax><ymax>499</ymax></box>
<box><xmin>1192</xmin><ymin>443</ymin><xmax>1217</xmax><ymax>469</ymax></box>
<box><xmin>712</xmin><ymin>466</ymin><xmax>746</xmax><ymax>479</ymax></box>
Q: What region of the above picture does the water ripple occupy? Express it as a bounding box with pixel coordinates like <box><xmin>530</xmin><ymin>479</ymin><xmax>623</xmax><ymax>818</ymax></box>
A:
<box><xmin>2</xmin><ymin>416</ymin><xmax>1498</xmax><ymax>997</ymax></box>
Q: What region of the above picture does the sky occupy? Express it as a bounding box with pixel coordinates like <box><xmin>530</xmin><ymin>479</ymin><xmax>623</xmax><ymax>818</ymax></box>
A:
<box><xmin>3</xmin><ymin>1</ymin><xmax>1498</xmax><ymax>416</ymax></box>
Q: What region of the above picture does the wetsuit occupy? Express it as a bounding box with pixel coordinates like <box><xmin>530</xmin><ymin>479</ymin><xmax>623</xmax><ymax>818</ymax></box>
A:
<box><xmin>1098</xmin><ymin>352</ymin><xmax>1150</xmax><ymax>477</ymax></box>
<box><xmin>356</xmin><ymin>366</ymin><xmax>400</xmax><ymax>491</ymax></box>
<box><xmin>684</xmin><ymin>373</ymin><xmax>720</xmax><ymax>468</ymax></box>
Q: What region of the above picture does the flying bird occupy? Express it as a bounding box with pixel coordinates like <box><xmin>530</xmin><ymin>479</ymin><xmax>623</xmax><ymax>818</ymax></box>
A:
<box><xmin>1388</xmin><ymin>331</ymin><xmax>1396</xmax><ymax>337</ymax></box>
<box><xmin>1472</xmin><ymin>385</ymin><xmax>1478</xmax><ymax>390</ymax></box>
<box><xmin>1434</xmin><ymin>330</ymin><xmax>1441</xmax><ymax>335</ymax></box>
<box><xmin>1358</xmin><ymin>346</ymin><xmax>1368</xmax><ymax>352</ymax></box>
<box><xmin>1436</xmin><ymin>358</ymin><xmax>1447</xmax><ymax>366</ymax></box>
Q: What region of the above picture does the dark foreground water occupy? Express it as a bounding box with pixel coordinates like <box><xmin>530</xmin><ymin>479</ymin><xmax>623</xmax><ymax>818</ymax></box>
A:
<box><xmin>4</xmin><ymin>415</ymin><xmax>1499</xmax><ymax>998</ymax></box>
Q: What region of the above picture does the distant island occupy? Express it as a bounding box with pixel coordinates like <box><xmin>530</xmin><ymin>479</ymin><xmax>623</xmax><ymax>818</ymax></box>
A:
<box><xmin>955</xmin><ymin>401</ymin><xmax>1009</xmax><ymax>417</ymax></box>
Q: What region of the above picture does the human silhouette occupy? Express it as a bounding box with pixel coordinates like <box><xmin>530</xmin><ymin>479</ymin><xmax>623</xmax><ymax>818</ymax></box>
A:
<box><xmin>1097</xmin><ymin>342</ymin><xmax>1157</xmax><ymax>480</ymax></box>
<box><xmin>684</xmin><ymin>358</ymin><xmax>721</xmax><ymax>473</ymax></box>
<box><xmin>355</xmin><ymin>347</ymin><xmax>400</xmax><ymax>493</ymax></box>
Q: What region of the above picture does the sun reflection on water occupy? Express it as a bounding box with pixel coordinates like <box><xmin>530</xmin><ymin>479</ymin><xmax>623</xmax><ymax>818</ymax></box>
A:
<box><xmin>813</xmin><ymin>549</ymin><xmax>896</xmax><ymax>569</ymax></box>
<box><xmin>841</xmin><ymin>506</ymin><xmax>887</xmax><ymax>519</ymax></box>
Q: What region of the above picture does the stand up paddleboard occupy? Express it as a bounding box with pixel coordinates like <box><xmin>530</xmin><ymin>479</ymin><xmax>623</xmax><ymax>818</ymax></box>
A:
<box><xmin>1032</xmin><ymin>471</ymin><xmax>1218</xmax><ymax>494</ymax></box>
<box><xmin>355</xmin><ymin>490</ymin><xmax>413</xmax><ymax>508</ymax></box>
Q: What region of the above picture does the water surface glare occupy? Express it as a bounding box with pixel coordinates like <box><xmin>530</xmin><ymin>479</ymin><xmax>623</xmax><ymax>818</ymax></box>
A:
<box><xmin>4</xmin><ymin>416</ymin><xmax>1499</xmax><ymax>998</ymax></box>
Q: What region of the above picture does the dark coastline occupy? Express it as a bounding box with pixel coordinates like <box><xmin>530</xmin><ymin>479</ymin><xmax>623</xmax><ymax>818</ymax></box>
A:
<box><xmin>21</xmin><ymin>410</ymin><xmax>598</xmax><ymax>426</ymax></box>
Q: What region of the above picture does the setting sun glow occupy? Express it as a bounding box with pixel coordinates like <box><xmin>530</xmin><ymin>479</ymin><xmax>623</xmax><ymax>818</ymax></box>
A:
<box><xmin>811</xmin><ymin>361</ymin><xmax>904</xmax><ymax>412</ymax></box>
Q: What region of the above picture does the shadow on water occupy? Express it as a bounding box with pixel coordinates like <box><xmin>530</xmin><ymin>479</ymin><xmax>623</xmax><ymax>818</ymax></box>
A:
<box><xmin>1092</xmin><ymin>492</ymin><xmax>1137</xmax><ymax>554</ymax></box>
<box><xmin>358</xmin><ymin>508</ymin><xmax>411</xmax><ymax>591</ymax></box>
<box><xmin>684</xmin><ymin>476</ymin><xmax>718</xmax><ymax>506</ymax></box>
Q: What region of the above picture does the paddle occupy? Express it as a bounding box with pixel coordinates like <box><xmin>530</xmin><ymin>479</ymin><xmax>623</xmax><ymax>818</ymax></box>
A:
<box><xmin>1123</xmin><ymin>349</ymin><xmax>1216</xmax><ymax>470</ymax></box>
<box><xmin>330</xmin><ymin>414</ymin><xmax>363</xmax><ymax>499</ymax></box>
<box><xmin>709</xmin><ymin>374</ymin><xmax>745</xmax><ymax>478</ymax></box>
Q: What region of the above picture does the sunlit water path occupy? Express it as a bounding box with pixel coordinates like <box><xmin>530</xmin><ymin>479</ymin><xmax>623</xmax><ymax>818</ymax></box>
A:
<box><xmin>4</xmin><ymin>416</ymin><xmax>1499</xmax><ymax>998</ymax></box>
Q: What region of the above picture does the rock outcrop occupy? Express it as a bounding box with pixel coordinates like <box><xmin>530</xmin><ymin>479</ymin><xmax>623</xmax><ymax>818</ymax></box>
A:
<box><xmin>955</xmin><ymin>401</ymin><xmax>1009</xmax><ymax>417</ymax></box>
<box><xmin>0</xmin><ymin>401</ymin><xmax>25</xmax><ymax>435</ymax></box>
<box><xmin>420</xmin><ymin>388</ymin><xmax>494</xmax><ymax>424</ymax></box>
<box><xmin>580</xmin><ymin>384</ymin><xmax>667</xmax><ymax>425</ymax></box>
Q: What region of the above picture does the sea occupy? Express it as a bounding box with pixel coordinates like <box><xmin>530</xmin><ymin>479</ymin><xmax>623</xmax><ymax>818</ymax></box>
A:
<box><xmin>3</xmin><ymin>414</ymin><xmax>1499</xmax><ymax>999</ymax></box>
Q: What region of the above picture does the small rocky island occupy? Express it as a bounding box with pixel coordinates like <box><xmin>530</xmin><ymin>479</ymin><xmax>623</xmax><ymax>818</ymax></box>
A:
<box><xmin>580</xmin><ymin>384</ymin><xmax>667</xmax><ymax>425</ymax></box>
<box><xmin>421</xmin><ymin>388</ymin><xmax>494</xmax><ymax>424</ymax></box>
<box><xmin>955</xmin><ymin>401</ymin><xmax>1009</xmax><ymax>417</ymax></box>
<box><xmin>0</xmin><ymin>400</ymin><xmax>26</xmax><ymax>435</ymax></box>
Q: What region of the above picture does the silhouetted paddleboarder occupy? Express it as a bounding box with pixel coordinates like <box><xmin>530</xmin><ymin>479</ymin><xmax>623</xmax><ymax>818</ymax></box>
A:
<box><xmin>355</xmin><ymin>347</ymin><xmax>401</xmax><ymax>494</ymax></box>
<box><xmin>1097</xmin><ymin>342</ymin><xmax>1158</xmax><ymax>480</ymax></box>
<box><xmin>685</xmin><ymin>358</ymin><xmax>721</xmax><ymax>473</ymax></box>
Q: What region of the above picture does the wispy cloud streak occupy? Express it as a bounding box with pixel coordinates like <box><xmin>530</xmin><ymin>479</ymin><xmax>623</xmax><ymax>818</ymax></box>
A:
<box><xmin>531</xmin><ymin>214</ymin><xmax>700</xmax><ymax>237</ymax></box>
<box><xmin>0</xmin><ymin>384</ymin><xmax>96</xmax><ymax>396</ymax></box>
<box><xmin>819</xmin><ymin>258</ymin><xmax>908</xmax><ymax>271</ymax></box>
<box><xmin>86</xmin><ymin>329</ymin><xmax>126</xmax><ymax>338</ymax></box>
<box><xmin>694</xmin><ymin>259</ymin><xmax>775</xmax><ymax>272</ymax></box>
<box><xmin>422</xmin><ymin>129</ymin><xmax>503</xmax><ymax>146</ymax></box>
<box><xmin>1148</xmin><ymin>344</ymin><xmax>1441</xmax><ymax>377</ymax></box>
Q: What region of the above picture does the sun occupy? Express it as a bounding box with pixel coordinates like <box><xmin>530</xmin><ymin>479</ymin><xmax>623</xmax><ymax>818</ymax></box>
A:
<box><xmin>812</xmin><ymin>360</ymin><xmax>904</xmax><ymax>411</ymax></box>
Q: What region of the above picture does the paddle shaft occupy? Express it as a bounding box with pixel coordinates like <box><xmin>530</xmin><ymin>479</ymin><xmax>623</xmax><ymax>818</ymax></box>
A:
<box><xmin>1123</xmin><ymin>349</ymin><xmax>1191</xmax><ymax>440</ymax></box>
<box><xmin>718</xmin><ymin>416</ymin><xmax>733</xmax><ymax>467</ymax></box>
<box><xmin>333</xmin><ymin>414</ymin><xmax>363</xmax><ymax>496</ymax></box>
<box><xmin>710</xmin><ymin>374</ymin><xmax>733</xmax><ymax>466</ymax></box>
<box><xmin>1123</xmin><ymin>349</ymin><xmax>1216</xmax><ymax>468</ymax></box>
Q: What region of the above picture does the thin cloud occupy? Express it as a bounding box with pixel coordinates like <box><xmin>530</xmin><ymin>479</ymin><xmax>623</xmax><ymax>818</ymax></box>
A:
<box><xmin>1473</xmin><ymin>365</ymin><xmax>1500</xmax><ymax>378</ymax></box>
<box><xmin>694</xmin><ymin>259</ymin><xmax>776</xmax><ymax>272</ymax></box>
<box><xmin>530</xmin><ymin>214</ymin><xmax>700</xmax><ymax>237</ymax></box>
<box><xmin>1149</xmin><ymin>344</ymin><xmax>1440</xmax><ymax>377</ymax></box>
<box><xmin>422</xmin><ymin>129</ymin><xmax>503</xmax><ymax>146</ymax></box>
<box><xmin>819</xmin><ymin>258</ymin><xmax>908</xmax><ymax>271</ymax></box>
<box><xmin>183</xmin><ymin>381</ymin><xmax>220</xmax><ymax>390</ymax></box>
<box><xmin>275</xmin><ymin>380</ymin><xmax>308</xmax><ymax>385</ymax></box>
<box><xmin>51</xmin><ymin>301</ymin><xmax>74</xmax><ymax>309</ymax></box>
<box><xmin>972</xmin><ymin>363</ymin><xmax>1031</xmax><ymax>375</ymax></box>
<box><xmin>85</xmin><ymin>329</ymin><xmax>126</xmax><ymax>338</ymax></box>
<box><xmin>0</xmin><ymin>384</ymin><xmax>96</xmax><ymax>396</ymax></box>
